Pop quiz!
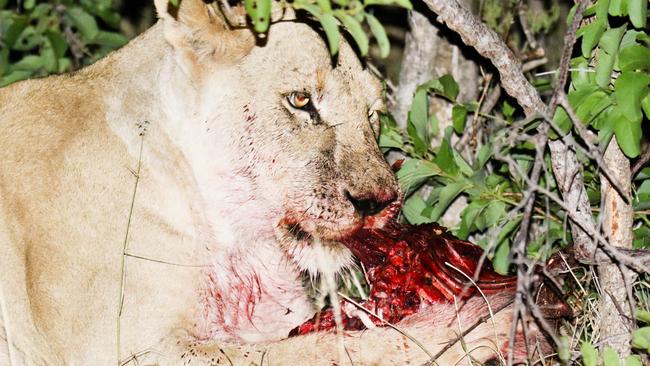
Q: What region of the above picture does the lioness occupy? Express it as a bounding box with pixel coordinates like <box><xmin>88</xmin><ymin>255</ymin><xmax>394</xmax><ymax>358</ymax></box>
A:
<box><xmin>0</xmin><ymin>1</ymin><xmax>521</xmax><ymax>364</ymax></box>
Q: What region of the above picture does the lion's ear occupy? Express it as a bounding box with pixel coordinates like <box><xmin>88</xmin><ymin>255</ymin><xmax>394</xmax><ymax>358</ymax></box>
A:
<box><xmin>154</xmin><ymin>0</ymin><xmax>253</xmax><ymax>70</ymax></box>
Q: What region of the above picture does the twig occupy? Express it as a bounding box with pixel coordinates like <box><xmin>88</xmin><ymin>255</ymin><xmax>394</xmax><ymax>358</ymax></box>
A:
<box><xmin>547</xmin><ymin>0</ymin><xmax>590</xmax><ymax>113</ymax></box>
<box><xmin>117</xmin><ymin>126</ymin><xmax>145</xmax><ymax>362</ymax></box>
<box><xmin>517</xmin><ymin>2</ymin><xmax>538</xmax><ymax>50</ymax></box>
<box><xmin>632</xmin><ymin>143</ymin><xmax>650</xmax><ymax>176</ymax></box>
<box><xmin>508</xmin><ymin>126</ymin><xmax>549</xmax><ymax>365</ymax></box>
<box><xmin>123</xmin><ymin>252</ymin><xmax>210</xmax><ymax>268</ymax></box>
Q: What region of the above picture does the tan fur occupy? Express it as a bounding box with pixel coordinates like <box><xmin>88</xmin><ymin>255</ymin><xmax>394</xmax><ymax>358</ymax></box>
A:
<box><xmin>0</xmin><ymin>1</ymin><xmax>515</xmax><ymax>364</ymax></box>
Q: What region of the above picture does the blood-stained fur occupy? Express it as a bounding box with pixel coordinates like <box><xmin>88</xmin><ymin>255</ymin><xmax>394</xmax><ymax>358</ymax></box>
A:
<box><xmin>0</xmin><ymin>0</ymin><xmax>534</xmax><ymax>364</ymax></box>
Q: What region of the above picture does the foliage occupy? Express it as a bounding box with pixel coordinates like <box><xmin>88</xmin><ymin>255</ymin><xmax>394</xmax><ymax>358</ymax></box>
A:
<box><xmin>554</xmin><ymin>0</ymin><xmax>650</xmax><ymax>158</ymax></box>
<box><xmin>198</xmin><ymin>0</ymin><xmax>412</xmax><ymax>57</ymax></box>
<box><xmin>0</xmin><ymin>0</ymin><xmax>127</xmax><ymax>87</ymax></box>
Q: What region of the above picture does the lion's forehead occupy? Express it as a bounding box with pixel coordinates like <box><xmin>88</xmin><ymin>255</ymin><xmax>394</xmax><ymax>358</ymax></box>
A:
<box><xmin>240</xmin><ymin>21</ymin><xmax>382</xmax><ymax>104</ymax></box>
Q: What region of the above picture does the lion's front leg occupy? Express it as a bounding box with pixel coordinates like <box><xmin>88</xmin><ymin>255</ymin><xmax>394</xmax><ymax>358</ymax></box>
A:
<box><xmin>128</xmin><ymin>297</ymin><xmax>519</xmax><ymax>366</ymax></box>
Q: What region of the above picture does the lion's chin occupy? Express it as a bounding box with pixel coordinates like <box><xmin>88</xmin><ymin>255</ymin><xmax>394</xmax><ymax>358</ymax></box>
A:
<box><xmin>276</xmin><ymin>221</ymin><xmax>355</xmax><ymax>275</ymax></box>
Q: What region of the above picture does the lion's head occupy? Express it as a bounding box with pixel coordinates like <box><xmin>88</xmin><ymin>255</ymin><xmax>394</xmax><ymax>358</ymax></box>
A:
<box><xmin>154</xmin><ymin>0</ymin><xmax>400</xmax><ymax>276</ymax></box>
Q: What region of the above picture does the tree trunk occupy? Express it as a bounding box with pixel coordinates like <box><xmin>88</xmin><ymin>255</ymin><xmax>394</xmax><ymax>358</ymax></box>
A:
<box><xmin>390</xmin><ymin>7</ymin><xmax>479</xmax><ymax>130</ymax></box>
<box><xmin>598</xmin><ymin>139</ymin><xmax>635</xmax><ymax>357</ymax></box>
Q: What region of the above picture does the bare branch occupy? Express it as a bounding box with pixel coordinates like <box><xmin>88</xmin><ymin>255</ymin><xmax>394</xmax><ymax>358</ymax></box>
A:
<box><xmin>548</xmin><ymin>0</ymin><xmax>590</xmax><ymax>112</ymax></box>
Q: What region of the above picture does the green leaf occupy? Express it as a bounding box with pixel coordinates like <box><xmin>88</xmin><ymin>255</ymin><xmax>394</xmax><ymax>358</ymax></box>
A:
<box><xmin>11</xmin><ymin>54</ymin><xmax>43</xmax><ymax>71</ymax></box>
<box><xmin>614</xmin><ymin>71</ymin><xmax>650</xmax><ymax>122</ymax></box>
<box><xmin>366</xmin><ymin>14</ymin><xmax>390</xmax><ymax>58</ymax></box>
<box><xmin>619</xmin><ymin>45</ymin><xmax>650</xmax><ymax>71</ymax></box>
<box><xmin>407</xmin><ymin>122</ymin><xmax>428</xmax><ymax>156</ymax></box>
<box><xmin>319</xmin><ymin>13</ymin><xmax>340</xmax><ymax>55</ymax></box>
<box><xmin>86</xmin><ymin>1</ymin><xmax>121</xmax><ymax>29</ymax></box>
<box><xmin>407</xmin><ymin>88</ymin><xmax>429</xmax><ymax>147</ymax></box>
<box><xmin>628</xmin><ymin>0</ymin><xmax>647</xmax><ymax>29</ymax></box>
<box><xmin>438</xmin><ymin>74</ymin><xmax>459</xmax><ymax>101</ymax></box>
<box><xmin>612</xmin><ymin>107</ymin><xmax>642</xmax><ymax>158</ymax></box>
<box><xmin>552</xmin><ymin>105</ymin><xmax>572</xmax><ymax>135</ymax></box>
<box><xmin>553</xmin><ymin>85</ymin><xmax>601</xmax><ymax>135</ymax></box>
<box><xmin>631</xmin><ymin>326</ymin><xmax>650</xmax><ymax>351</ymax></box>
<box><xmin>429</xmin><ymin>113</ymin><xmax>439</xmax><ymax>137</ymax></box>
<box><xmin>254</xmin><ymin>0</ymin><xmax>272</xmax><ymax>33</ymax></box>
<box><xmin>578</xmin><ymin>20</ymin><xmax>606</xmax><ymax>58</ymax></box>
<box><xmin>603</xmin><ymin>347</ymin><xmax>620</xmax><ymax>366</ymax></box>
<box><xmin>637</xmin><ymin>310</ymin><xmax>650</xmax><ymax>323</ymax></box>
<box><xmin>429</xmin><ymin>181</ymin><xmax>467</xmax><ymax>222</ymax></box>
<box><xmin>393</xmin><ymin>0</ymin><xmax>413</xmax><ymax>9</ymax></box>
<box><xmin>566</xmin><ymin>3</ymin><xmax>578</xmax><ymax>26</ymax></box>
<box><xmin>41</xmin><ymin>40</ymin><xmax>57</xmax><ymax>73</ymax></box>
<box><xmin>620</xmin><ymin>30</ymin><xmax>642</xmax><ymax>50</ymax></box>
<box><xmin>0</xmin><ymin>70</ymin><xmax>32</xmax><ymax>87</ymax></box>
<box><xmin>57</xmin><ymin>57</ymin><xmax>71</xmax><ymax>73</ymax></box>
<box><xmin>581</xmin><ymin>341</ymin><xmax>598</xmax><ymax>366</ymax></box>
<box><xmin>434</xmin><ymin>135</ymin><xmax>459</xmax><ymax>176</ymax></box>
<box><xmin>637</xmin><ymin>180</ymin><xmax>650</xmax><ymax>210</ymax></box>
<box><xmin>335</xmin><ymin>11</ymin><xmax>369</xmax><ymax>56</ymax></box>
<box><xmin>66</xmin><ymin>7</ymin><xmax>99</xmax><ymax>41</ymax></box>
<box><xmin>609</xmin><ymin>0</ymin><xmax>628</xmax><ymax>15</ymax></box>
<box><xmin>4</xmin><ymin>15</ymin><xmax>29</xmax><ymax>48</ymax></box>
<box><xmin>378</xmin><ymin>113</ymin><xmax>403</xmax><ymax>149</ymax></box>
<box><xmin>245</xmin><ymin>0</ymin><xmax>258</xmax><ymax>19</ymax></box>
<box><xmin>492</xmin><ymin>239</ymin><xmax>511</xmax><ymax>275</ymax></box>
<box><xmin>453</xmin><ymin>150</ymin><xmax>473</xmax><ymax>177</ymax></box>
<box><xmin>595</xmin><ymin>25</ymin><xmax>627</xmax><ymax>88</ymax></box>
<box><xmin>495</xmin><ymin>215</ymin><xmax>522</xmax><ymax>244</ymax></box>
<box><xmin>625</xmin><ymin>356</ymin><xmax>643</xmax><ymax>366</ymax></box>
<box><xmin>484</xmin><ymin>200</ymin><xmax>506</xmax><ymax>228</ymax></box>
<box><xmin>642</xmin><ymin>93</ymin><xmax>650</xmax><ymax>119</ymax></box>
<box><xmin>169</xmin><ymin>0</ymin><xmax>179</xmax><ymax>6</ymax></box>
<box><xmin>11</xmin><ymin>26</ymin><xmax>43</xmax><ymax>52</ymax></box>
<box><xmin>317</xmin><ymin>0</ymin><xmax>332</xmax><ymax>12</ymax></box>
<box><xmin>91</xmin><ymin>31</ymin><xmax>128</xmax><ymax>48</ymax></box>
<box><xmin>45</xmin><ymin>30</ymin><xmax>68</xmax><ymax>59</ymax></box>
<box><xmin>396</xmin><ymin>159</ymin><xmax>442</xmax><ymax>196</ymax></box>
<box><xmin>597</xmin><ymin>0</ymin><xmax>611</xmax><ymax>19</ymax></box>
<box><xmin>601</xmin><ymin>25</ymin><xmax>628</xmax><ymax>55</ymax></box>
<box><xmin>402</xmin><ymin>195</ymin><xmax>433</xmax><ymax>225</ymax></box>
<box><xmin>457</xmin><ymin>200</ymin><xmax>486</xmax><ymax>239</ymax></box>
<box><xmin>476</xmin><ymin>144</ymin><xmax>492</xmax><ymax>170</ymax></box>
<box><xmin>452</xmin><ymin>105</ymin><xmax>467</xmax><ymax>134</ymax></box>
<box><xmin>576</xmin><ymin>89</ymin><xmax>613</xmax><ymax>125</ymax></box>
<box><xmin>502</xmin><ymin>100</ymin><xmax>516</xmax><ymax>119</ymax></box>
<box><xmin>23</xmin><ymin>0</ymin><xmax>35</xmax><ymax>10</ymax></box>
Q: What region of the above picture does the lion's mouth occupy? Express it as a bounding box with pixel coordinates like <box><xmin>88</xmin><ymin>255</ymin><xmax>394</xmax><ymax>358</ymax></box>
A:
<box><xmin>286</xmin><ymin>222</ymin><xmax>312</xmax><ymax>242</ymax></box>
<box><xmin>276</xmin><ymin>216</ymin><xmax>361</xmax><ymax>274</ymax></box>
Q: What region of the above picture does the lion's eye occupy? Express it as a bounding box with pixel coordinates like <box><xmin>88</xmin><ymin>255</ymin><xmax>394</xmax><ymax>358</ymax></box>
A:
<box><xmin>287</xmin><ymin>92</ymin><xmax>312</xmax><ymax>109</ymax></box>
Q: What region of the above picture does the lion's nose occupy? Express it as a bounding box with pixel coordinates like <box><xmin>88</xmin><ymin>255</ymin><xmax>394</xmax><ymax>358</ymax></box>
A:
<box><xmin>345</xmin><ymin>190</ymin><xmax>397</xmax><ymax>217</ymax></box>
